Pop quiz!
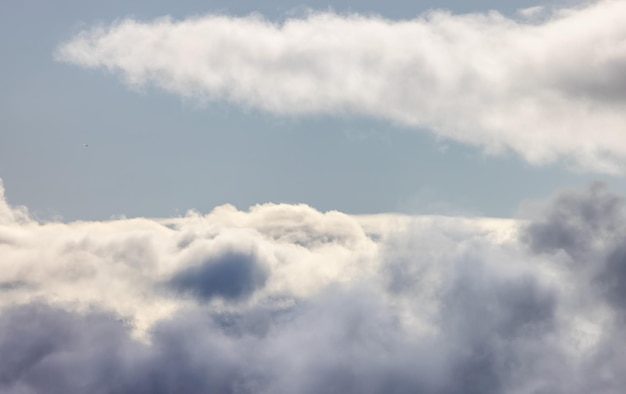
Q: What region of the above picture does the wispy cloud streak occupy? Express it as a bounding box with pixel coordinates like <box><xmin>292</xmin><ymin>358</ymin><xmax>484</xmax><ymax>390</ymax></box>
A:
<box><xmin>57</xmin><ymin>0</ymin><xmax>626</xmax><ymax>172</ymax></box>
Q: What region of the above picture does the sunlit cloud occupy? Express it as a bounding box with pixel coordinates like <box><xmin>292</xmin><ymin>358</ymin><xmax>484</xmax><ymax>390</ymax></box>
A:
<box><xmin>57</xmin><ymin>0</ymin><xmax>626</xmax><ymax>172</ymax></box>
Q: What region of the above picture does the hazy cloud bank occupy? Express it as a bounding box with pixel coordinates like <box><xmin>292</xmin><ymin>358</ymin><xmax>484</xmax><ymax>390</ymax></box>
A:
<box><xmin>2</xmin><ymin>179</ymin><xmax>626</xmax><ymax>392</ymax></box>
<box><xmin>57</xmin><ymin>0</ymin><xmax>626</xmax><ymax>172</ymax></box>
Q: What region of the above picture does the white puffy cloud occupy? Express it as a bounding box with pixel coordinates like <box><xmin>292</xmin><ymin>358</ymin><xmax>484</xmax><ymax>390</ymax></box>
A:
<box><xmin>5</xmin><ymin>180</ymin><xmax>626</xmax><ymax>392</ymax></box>
<box><xmin>57</xmin><ymin>0</ymin><xmax>626</xmax><ymax>172</ymax></box>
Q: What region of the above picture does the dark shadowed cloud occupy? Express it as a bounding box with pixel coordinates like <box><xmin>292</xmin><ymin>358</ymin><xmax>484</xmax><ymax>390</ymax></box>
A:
<box><xmin>523</xmin><ymin>184</ymin><xmax>626</xmax><ymax>313</ymax></box>
<box><xmin>0</xmin><ymin>278</ymin><xmax>565</xmax><ymax>394</ymax></box>
<box><xmin>169</xmin><ymin>250</ymin><xmax>268</xmax><ymax>301</ymax></box>
<box><xmin>0</xmin><ymin>303</ymin><xmax>144</xmax><ymax>393</ymax></box>
<box><xmin>598</xmin><ymin>244</ymin><xmax>626</xmax><ymax>311</ymax></box>
<box><xmin>523</xmin><ymin>183</ymin><xmax>625</xmax><ymax>259</ymax></box>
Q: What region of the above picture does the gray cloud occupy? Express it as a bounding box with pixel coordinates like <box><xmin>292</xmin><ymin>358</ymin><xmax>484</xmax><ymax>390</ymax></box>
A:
<box><xmin>523</xmin><ymin>183</ymin><xmax>625</xmax><ymax>260</ymax></box>
<box><xmin>0</xmin><ymin>277</ymin><xmax>564</xmax><ymax>394</ymax></box>
<box><xmin>519</xmin><ymin>183</ymin><xmax>626</xmax><ymax>394</ymax></box>
<box><xmin>523</xmin><ymin>184</ymin><xmax>626</xmax><ymax>315</ymax></box>
<box><xmin>0</xmin><ymin>303</ymin><xmax>248</xmax><ymax>394</ymax></box>
<box><xmin>597</xmin><ymin>244</ymin><xmax>626</xmax><ymax>311</ymax></box>
<box><xmin>169</xmin><ymin>250</ymin><xmax>268</xmax><ymax>301</ymax></box>
<box><xmin>0</xmin><ymin>281</ymin><xmax>31</xmax><ymax>292</ymax></box>
<box><xmin>438</xmin><ymin>260</ymin><xmax>560</xmax><ymax>394</ymax></box>
<box><xmin>0</xmin><ymin>303</ymin><xmax>143</xmax><ymax>393</ymax></box>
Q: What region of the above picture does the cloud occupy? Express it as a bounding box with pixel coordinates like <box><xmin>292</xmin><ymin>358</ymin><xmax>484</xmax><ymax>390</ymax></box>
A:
<box><xmin>520</xmin><ymin>184</ymin><xmax>626</xmax><ymax>393</ymax></box>
<box><xmin>0</xmin><ymin>180</ymin><xmax>30</xmax><ymax>225</ymax></box>
<box><xmin>169</xmin><ymin>249</ymin><xmax>268</xmax><ymax>301</ymax></box>
<box><xmin>56</xmin><ymin>0</ymin><xmax>626</xmax><ymax>172</ymax></box>
<box><xmin>522</xmin><ymin>183</ymin><xmax>625</xmax><ymax>260</ymax></box>
<box><xmin>0</xmin><ymin>303</ymin><xmax>243</xmax><ymax>394</ymax></box>
<box><xmin>522</xmin><ymin>184</ymin><xmax>626</xmax><ymax>314</ymax></box>
<box><xmin>517</xmin><ymin>5</ymin><xmax>546</xmax><ymax>19</ymax></box>
<box><xmin>5</xmin><ymin>179</ymin><xmax>626</xmax><ymax>392</ymax></box>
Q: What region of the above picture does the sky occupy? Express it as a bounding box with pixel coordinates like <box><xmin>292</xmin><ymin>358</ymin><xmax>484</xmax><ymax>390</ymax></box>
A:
<box><xmin>2</xmin><ymin>0</ymin><xmax>626</xmax><ymax>393</ymax></box>
<box><xmin>2</xmin><ymin>0</ymin><xmax>625</xmax><ymax>220</ymax></box>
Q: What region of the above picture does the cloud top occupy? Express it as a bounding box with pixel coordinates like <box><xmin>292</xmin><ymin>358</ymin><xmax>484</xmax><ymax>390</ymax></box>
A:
<box><xmin>57</xmin><ymin>0</ymin><xmax>626</xmax><ymax>172</ymax></box>
<box><xmin>4</xmin><ymin>177</ymin><xmax>626</xmax><ymax>391</ymax></box>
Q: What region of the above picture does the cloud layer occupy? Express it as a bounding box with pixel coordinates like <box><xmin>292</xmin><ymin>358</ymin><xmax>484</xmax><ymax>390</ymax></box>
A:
<box><xmin>57</xmin><ymin>0</ymin><xmax>626</xmax><ymax>172</ymax></box>
<box><xmin>2</xmin><ymin>178</ymin><xmax>626</xmax><ymax>392</ymax></box>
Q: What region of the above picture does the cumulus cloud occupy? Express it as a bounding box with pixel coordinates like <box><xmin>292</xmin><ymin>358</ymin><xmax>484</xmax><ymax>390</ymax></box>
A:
<box><xmin>4</xmin><ymin>179</ymin><xmax>626</xmax><ymax>392</ymax></box>
<box><xmin>56</xmin><ymin>0</ymin><xmax>626</xmax><ymax>172</ymax></box>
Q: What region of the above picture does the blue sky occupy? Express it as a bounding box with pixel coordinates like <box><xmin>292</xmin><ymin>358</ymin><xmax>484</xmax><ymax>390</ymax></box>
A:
<box><xmin>1</xmin><ymin>0</ymin><xmax>624</xmax><ymax>221</ymax></box>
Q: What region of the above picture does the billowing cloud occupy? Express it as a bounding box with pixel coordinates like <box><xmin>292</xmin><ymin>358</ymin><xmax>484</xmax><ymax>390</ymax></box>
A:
<box><xmin>3</xmin><ymin>179</ymin><xmax>626</xmax><ymax>392</ymax></box>
<box><xmin>523</xmin><ymin>183</ymin><xmax>625</xmax><ymax>259</ymax></box>
<box><xmin>56</xmin><ymin>0</ymin><xmax>626</xmax><ymax>172</ymax></box>
<box><xmin>523</xmin><ymin>184</ymin><xmax>626</xmax><ymax>313</ymax></box>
